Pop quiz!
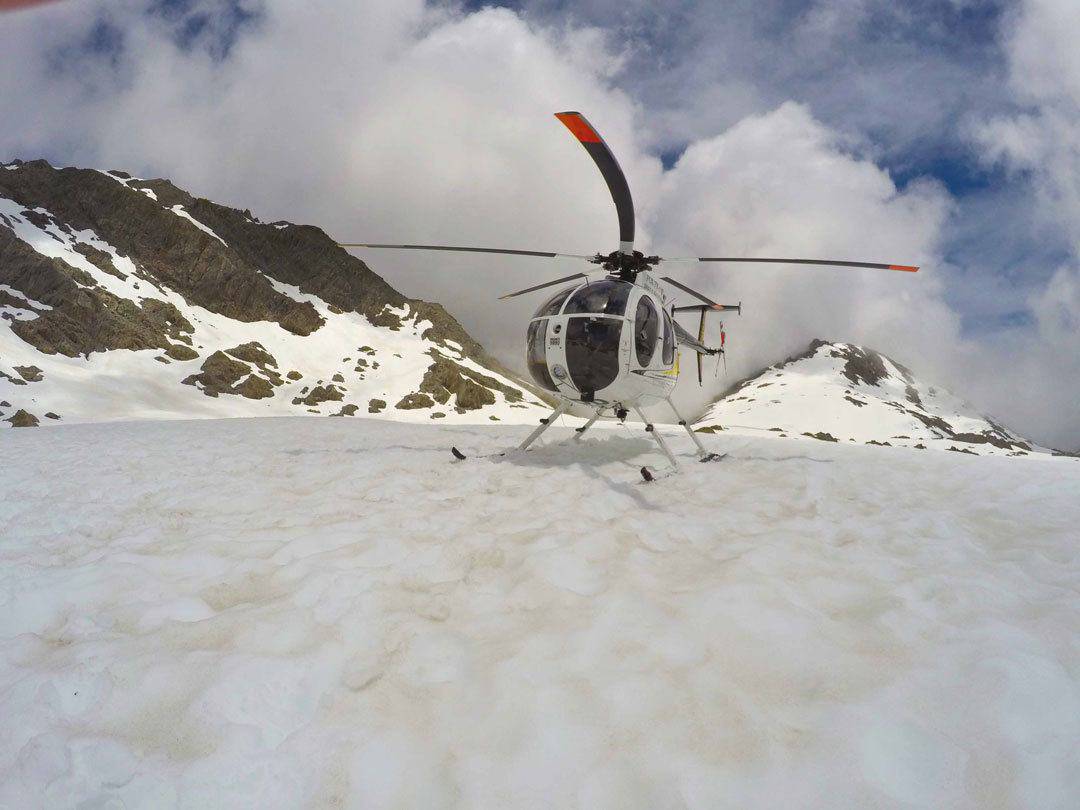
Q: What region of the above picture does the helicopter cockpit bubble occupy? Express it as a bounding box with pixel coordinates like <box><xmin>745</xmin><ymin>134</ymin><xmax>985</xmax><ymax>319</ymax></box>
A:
<box><xmin>563</xmin><ymin>279</ymin><xmax>632</xmax><ymax>316</ymax></box>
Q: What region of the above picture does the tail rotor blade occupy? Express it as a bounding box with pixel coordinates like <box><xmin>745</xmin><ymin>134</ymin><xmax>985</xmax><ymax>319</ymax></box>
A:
<box><xmin>555</xmin><ymin>111</ymin><xmax>635</xmax><ymax>253</ymax></box>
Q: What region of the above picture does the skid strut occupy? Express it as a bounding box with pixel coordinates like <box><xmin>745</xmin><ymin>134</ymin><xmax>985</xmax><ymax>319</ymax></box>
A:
<box><xmin>633</xmin><ymin>406</ymin><xmax>679</xmax><ymax>469</ymax></box>
<box><xmin>666</xmin><ymin>399</ymin><xmax>722</xmax><ymax>461</ymax></box>
<box><xmin>572</xmin><ymin>409</ymin><xmax>603</xmax><ymax>441</ymax></box>
<box><xmin>518</xmin><ymin>400</ymin><xmax>571</xmax><ymax>452</ymax></box>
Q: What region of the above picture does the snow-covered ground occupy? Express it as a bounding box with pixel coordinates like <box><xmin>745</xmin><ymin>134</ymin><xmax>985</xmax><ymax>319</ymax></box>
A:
<box><xmin>1</xmin><ymin>417</ymin><xmax>1078</xmax><ymax>808</ymax></box>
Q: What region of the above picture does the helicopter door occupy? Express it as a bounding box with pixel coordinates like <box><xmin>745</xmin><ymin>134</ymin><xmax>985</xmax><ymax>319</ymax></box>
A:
<box><xmin>634</xmin><ymin>295</ymin><xmax>659</xmax><ymax>367</ymax></box>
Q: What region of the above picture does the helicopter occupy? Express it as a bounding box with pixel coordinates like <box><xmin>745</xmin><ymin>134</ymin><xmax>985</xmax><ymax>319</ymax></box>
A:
<box><xmin>339</xmin><ymin>111</ymin><xmax>918</xmax><ymax>479</ymax></box>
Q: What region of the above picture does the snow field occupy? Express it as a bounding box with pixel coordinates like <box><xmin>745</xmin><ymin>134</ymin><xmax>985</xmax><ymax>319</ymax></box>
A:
<box><xmin>1</xmin><ymin>418</ymin><xmax>1078</xmax><ymax>808</ymax></box>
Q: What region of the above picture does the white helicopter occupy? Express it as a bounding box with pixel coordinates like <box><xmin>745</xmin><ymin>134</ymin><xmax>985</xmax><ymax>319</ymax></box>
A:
<box><xmin>340</xmin><ymin>112</ymin><xmax>918</xmax><ymax>480</ymax></box>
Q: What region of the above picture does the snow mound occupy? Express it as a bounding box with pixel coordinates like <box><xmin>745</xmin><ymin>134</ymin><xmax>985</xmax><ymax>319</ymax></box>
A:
<box><xmin>1</xmin><ymin>418</ymin><xmax>1077</xmax><ymax>808</ymax></box>
<box><xmin>696</xmin><ymin>340</ymin><xmax>1039</xmax><ymax>457</ymax></box>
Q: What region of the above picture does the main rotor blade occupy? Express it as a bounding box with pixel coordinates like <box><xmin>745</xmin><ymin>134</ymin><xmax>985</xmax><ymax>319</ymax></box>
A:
<box><xmin>661</xmin><ymin>277</ymin><xmax>741</xmax><ymax>312</ymax></box>
<box><xmin>337</xmin><ymin>243</ymin><xmax>591</xmax><ymax>260</ymax></box>
<box><xmin>661</xmin><ymin>256</ymin><xmax>919</xmax><ymax>272</ymax></box>
<box><xmin>554</xmin><ymin>111</ymin><xmax>635</xmax><ymax>253</ymax></box>
<box><xmin>498</xmin><ymin>272</ymin><xmax>590</xmax><ymax>300</ymax></box>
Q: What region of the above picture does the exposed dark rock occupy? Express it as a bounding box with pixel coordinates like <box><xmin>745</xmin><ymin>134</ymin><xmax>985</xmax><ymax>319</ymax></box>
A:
<box><xmin>286</xmin><ymin>370</ymin><xmax>303</xmax><ymax>381</ymax></box>
<box><xmin>224</xmin><ymin>342</ymin><xmax>282</xmax><ymax>385</ymax></box>
<box><xmin>6</xmin><ymin>409</ymin><xmax>38</xmax><ymax>427</ymax></box>
<box><xmin>866</xmin><ymin>440</ymin><xmax>892</xmax><ymax>446</ymax></box>
<box><xmin>898</xmin><ymin>406</ymin><xmax>955</xmax><ymax>437</ymax></box>
<box><xmin>803</xmin><ymin>431</ymin><xmax>839</xmax><ymax>442</ymax></box>
<box><xmin>14</xmin><ymin>365</ymin><xmax>43</xmax><ymax>382</ymax></box>
<box><xmin>368</xmin><ymin>399</ymin><xmax>386</xmax><ymax>414</ymax></box>
<box><xmin>331</xmin><ymin>373</ymin><xmax>345</xmax><ymax>383</ymax></box>
<box><xmin>395</xmin><ymin>392</ymin><xmax>435</xmax><ymax>410</ymax></box>
<box><xmin>292</xmin><ymin>384</ymin><xmax>344</xmax><ymax>407</ymax></box>
<box><xmin>182</xmin><ymin>351</ymin><xmax>272</xmax><ymax>399</ymax></box>
<box><xmin>417</xmin><ymin>350</ymin><xmax>524</xmax><ymax>411</ymax></box>
<box><xmin>696</xmin><ymin>425</ymin><xmax>723</xmax><ymax>434</ymax></box>
<box><xmin>948</xmin><ymin>446</ymin><xmax>978</xmax><ymax>455</ymax></box>
<box><xmin>182</xmin><ymin>351</ymin><xmax>248</xmax><ymax>397</ymax></box>
<box><xmin>72</xmin><ymin>243</ymin><xmax>125</xmax><ymax>279</ymax></box>
<box><xmin>843</xmin><ymin>396</ymin><xmax>866</xmax><ymax>408</ymax></box>
<box><xmin>45</xmin><ymin>412</ymin><xmax>61</xmax><ymax>420</ymax></box>
<box><xmin>952</xmin><ymin>432</ymin><xmax>1031</xmax><ymax>451</ymax></box>
<box><xmin>164</xmin><ymin>343</ymin><xmax>200</xmax><ymax>361</ymax></box>
<box><xmin>904</xmin><ymin>385</ymin><xmax>923</xmax><ymax>407</ymax></box>
<box><xmin>430</xmin><ymin>412</ymin><xmax>446</xmax><ymax>419</ymax></box>
<box><xmin>332</xmin><ymin>403</ymin><xmax>359</xmax><ymax>417</ymax></box>
<box><xmin>235</xmin><ymin>375</ymin><xmax>274</xmax><ymax>400</ymax></box>
<box><xmin>226</xmin><ymin>341</ymin><xmax>277</xmax><ymax>368</ymax></box>
<box><xmin>830</xmin><ymin>344</ymin><xmax>889</xmax><ymax>387</ymax></box>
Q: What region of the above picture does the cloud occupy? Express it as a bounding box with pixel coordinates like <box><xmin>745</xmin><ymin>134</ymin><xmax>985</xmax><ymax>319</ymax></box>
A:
<box><xmin>965</xmin><ymin>0</ymin><xmax>1080</xmax><ymax>447</ymax></box>
<box><xmin>1</xmin><ymin>0</ymin><xmax>1077</xmax><ymax>446</ymax></box>
<box><xmin>645</xmin><ymin>102</ymin><xmax>957</xmax><ymax>417</ymax></box>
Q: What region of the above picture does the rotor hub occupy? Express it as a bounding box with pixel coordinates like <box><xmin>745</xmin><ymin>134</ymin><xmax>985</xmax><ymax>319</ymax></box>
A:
<box><xmin>589</xmin><ymin>250</ymin><xmax>660</xmax><ymax>281</ymax></box>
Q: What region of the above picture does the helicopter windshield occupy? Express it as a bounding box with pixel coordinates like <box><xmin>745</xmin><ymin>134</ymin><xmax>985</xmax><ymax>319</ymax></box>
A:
<box><xmin>566</xmin><ymin>317</ymin><xmax>623</xmax><ymax>395</ymax></box>
<box><xmin>563</xmin><ymin>279</ymin><xmax>633</xmax><ymax>316</ymax></box>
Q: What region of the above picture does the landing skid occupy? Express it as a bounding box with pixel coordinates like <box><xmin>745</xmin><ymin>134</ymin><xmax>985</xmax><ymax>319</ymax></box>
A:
<box><xmin>450</xmin><ymin>446</ymin><xmax>510</xmax><ymax>461</ymax></box>
<box><xmin>641</xmin><ymin>452</ymin><xmax>727</xmax><ymax>482</ymax></box>
<box><xmin>451</xmin><ymin>398</ymin><xmax>723</xmax><ymax>479</ymax></box>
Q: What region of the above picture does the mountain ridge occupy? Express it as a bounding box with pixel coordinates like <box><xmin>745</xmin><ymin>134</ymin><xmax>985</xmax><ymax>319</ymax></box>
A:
<box><xmin>1</xmin><ymin>159</ymin><xmax>547</xmax><ymax>427</ymax></box>
<box><xmin>694</xmin><ymin>338</ymin><xmax>1050</xmax><ymax>458</ymax></box>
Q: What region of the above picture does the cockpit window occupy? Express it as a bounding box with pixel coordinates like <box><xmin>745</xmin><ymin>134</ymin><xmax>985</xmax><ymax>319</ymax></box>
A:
<box><xmin>526</xmin><ymin>319</ymin><xmax>557</xmax><ymax>391</ymax></box>
<box><xmin>634</xmin><ymin>295</ymin><xmax>658</xmax><ymax>366</ymax></box>
<box><xmin>563</xmin><ymin>280</ymin><xmax>633</xmax><ymax>317</ymax></box>
<box><xmin>533</xmin><ymin>286</ymin><xmax>575</xmax><ymax>318</ymax></box>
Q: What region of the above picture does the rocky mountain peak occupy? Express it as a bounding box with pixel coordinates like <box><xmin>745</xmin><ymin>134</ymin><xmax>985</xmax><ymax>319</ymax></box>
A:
<box><xmin>696</xmin><ymin>339</ymin><xmax>1038</xmax><ymax>457</ymax></box>
<box><xmin>1</xmin><ymin>159</ymin><xmax>546</xmax><ymax>427</ymax></box>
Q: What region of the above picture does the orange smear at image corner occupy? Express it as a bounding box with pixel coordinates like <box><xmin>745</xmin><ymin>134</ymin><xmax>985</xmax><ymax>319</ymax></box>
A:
<box><xmin>0</xmin><ymin>0</ymin><xmax>65</xmax><ymax>11</ymax></box>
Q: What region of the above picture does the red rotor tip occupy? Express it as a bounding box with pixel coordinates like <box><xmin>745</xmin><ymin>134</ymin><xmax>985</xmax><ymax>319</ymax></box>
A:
<box><xmin>890</xmin><ymin>265</ymin><xmax>920</xmax><ymax>272</ymax></box>
<box><xmin>555</xmin><ymin>112</ymin><xmax>601</xmax><ymax>144</ymax></box>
